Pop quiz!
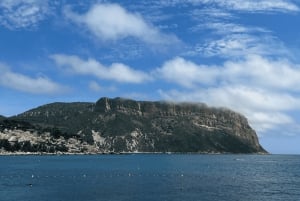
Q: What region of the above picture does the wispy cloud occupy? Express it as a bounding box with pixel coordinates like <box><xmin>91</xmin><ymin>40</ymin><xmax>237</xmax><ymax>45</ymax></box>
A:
<box><xmin>190</xmin><ymin>8</ymin><xmax>234</xmax><ymax>20</ymax></box>
<box><xmin>158</xmin><ymin>0</ymin><xmax>299</xmax><ymax>13</ymax></box>
<box><xmin>195</xmin><ymin>22</ymin><xmax>269</xmax><ymax>34</ymax></box>
<box><xmin>0</xmin><ymin>63</ymin><xmax>65</xmax><ymax>94</ymax></box>
<box><xmin>156</xmin><ymin>55</ymin><xmax>300</xmax><ymax>134</ymax></box>
<box><xmin>64</xmin><ymin>3</ymin><xmax>179</xmax><ymax>46</ymax></box>
<box><xmin>88</xmin><ymin>81</ymin><xmax>116</xmax><ymax>92</ymax></box>
<box><xmin>187</xmin><ymin>13</ymin><xmax>289</xmax><ymax>58</ymax></box>
<box><xmin>213</xmin><ymin>0</ymin><xmax>300</xmax><ymax>13</ymax></box>
<box><xmin>88</xmin><ymin>81</ymin><xmax>102</xmax><ymax>92</ymax></box>
<box><xmin>192</xmin><ymin>34</ymin><xmax>289</xmax><ymax>58</ymax></box>
<box><xmin>0</xmin><ymin>0</ymin><xmax>55</xmax><ymax>29</ymax></box>
<box><xmin>51</xmin><ymin>54</ymin><xmax>152</xmax><ymax>84</ymax></box>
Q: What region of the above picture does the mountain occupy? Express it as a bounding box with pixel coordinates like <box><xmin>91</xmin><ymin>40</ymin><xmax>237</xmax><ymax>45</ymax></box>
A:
<box><xmin>1</xmin><ymin>97</ymin><xmax>267</xmax><ymax>154</ymax></box>
<box><xmin>0</xmin><ymin>115</ymin><xmax>6</xmax><ymax>121</ymax></box>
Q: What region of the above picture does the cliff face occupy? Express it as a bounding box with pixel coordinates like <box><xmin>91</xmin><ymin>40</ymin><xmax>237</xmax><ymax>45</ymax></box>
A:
<box><xmin>2</xmin><ymin>97</ymin><xmax>267</xmax><ymax>154</ymax></box>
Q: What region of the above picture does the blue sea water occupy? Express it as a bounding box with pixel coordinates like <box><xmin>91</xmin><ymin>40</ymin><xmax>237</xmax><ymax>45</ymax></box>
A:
<box><xmin>0</xmin><ymin>154</ymin><xmax>299</xmax><ymax>201</ymax></box>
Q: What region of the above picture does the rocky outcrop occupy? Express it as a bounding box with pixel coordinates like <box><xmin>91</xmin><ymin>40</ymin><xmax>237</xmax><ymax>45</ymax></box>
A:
<box><xmin>2</xmin><ymin>97</ymin><xmax>267</xmax><ymax>154</ymax></box>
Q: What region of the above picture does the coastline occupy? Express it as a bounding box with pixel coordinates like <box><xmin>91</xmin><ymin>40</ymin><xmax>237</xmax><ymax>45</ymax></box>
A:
<box><xmin>0</xmin><ymin>151</ymin><xmax>269</xmax><ymax>156</ymax></box>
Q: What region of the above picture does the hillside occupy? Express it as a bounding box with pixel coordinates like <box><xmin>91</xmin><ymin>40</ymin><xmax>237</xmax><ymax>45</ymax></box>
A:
<box><xmin>1</xmin><ymin>97</ymin><xmax>267</xmax><ymax>154</ymax></box>
<box><xmin>0</xmin><ymin>115</ymin><xmax>6</xmax><ymax>121</ymax></box>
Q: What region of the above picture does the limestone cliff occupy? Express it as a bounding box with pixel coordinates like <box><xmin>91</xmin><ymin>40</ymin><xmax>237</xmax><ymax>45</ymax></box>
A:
<box><xmin>1</xmin><ymin>97</ymin><xmax>267</xmax><ymax>154</ymax></box>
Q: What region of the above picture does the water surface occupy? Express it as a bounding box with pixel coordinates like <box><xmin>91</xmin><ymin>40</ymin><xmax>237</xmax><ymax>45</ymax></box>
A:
<box><xmin>0</xmin><ymin>154</ymin><xmax>299</xmax><ymax>201</ymax></box>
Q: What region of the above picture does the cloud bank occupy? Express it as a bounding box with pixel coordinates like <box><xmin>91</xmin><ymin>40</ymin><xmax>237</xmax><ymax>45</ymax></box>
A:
<box><xmin>157</xmin><ymin>55</ymin><xmax>300</xmax><ymax>134</ymax></box>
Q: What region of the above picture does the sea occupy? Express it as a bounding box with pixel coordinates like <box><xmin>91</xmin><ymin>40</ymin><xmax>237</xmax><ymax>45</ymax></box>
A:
<box><xmin>0</xmin><ymin>154</ymin><xmax>299</xmax><ymax>201</ymax></box>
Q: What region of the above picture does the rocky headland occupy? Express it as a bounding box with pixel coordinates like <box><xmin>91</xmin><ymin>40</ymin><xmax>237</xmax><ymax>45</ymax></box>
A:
<box><xmin>0</xmin><ymin>97</ymin><xmax>267</xmax><ymax>154</ymax></box>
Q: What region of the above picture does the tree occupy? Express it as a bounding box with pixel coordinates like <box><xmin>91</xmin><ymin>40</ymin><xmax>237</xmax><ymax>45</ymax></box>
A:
<box><xmin>0</xmin><ymin>139</ymin><xmax>11</xmax><ymax>151</ymax></box>
<box><xmin>21</xmin><ymin>141</ymin><xmax>32</xmax><ymax>152</ymax></box>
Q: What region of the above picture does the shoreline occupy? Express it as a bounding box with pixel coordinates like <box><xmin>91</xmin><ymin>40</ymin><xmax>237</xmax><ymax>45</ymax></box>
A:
<box><xmin>0</xmin><ymin>151</ymin><xmax>269</xmax><ymax>156</ymax></box>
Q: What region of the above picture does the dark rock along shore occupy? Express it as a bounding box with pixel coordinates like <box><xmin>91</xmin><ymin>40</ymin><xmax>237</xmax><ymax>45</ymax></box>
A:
<box><xmin>0</xmin><ymin>97</ymin><xmax>267</xmax><ymax>154</ymax></box>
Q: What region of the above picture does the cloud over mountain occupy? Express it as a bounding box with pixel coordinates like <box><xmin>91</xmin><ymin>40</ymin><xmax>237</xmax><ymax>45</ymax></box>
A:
<box><xmin>157</xmin><ymin>55</ymin><xmax>300</xmax><ymax>134</ymax></box>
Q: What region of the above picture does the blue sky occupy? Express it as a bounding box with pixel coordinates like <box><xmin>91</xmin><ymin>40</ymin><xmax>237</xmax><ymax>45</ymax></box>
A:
<box><xmin>1</xmin><ymin>0</ymin><xmax>300</xmax><ymax>154</ymax></box>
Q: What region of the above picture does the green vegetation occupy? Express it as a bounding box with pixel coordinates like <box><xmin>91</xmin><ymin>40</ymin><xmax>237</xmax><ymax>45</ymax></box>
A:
<box><xmin>0</xmin><ymin>115</ymin><xmax>6</xmax><ymax>121</ymax></box>
<box><xmin>0</xmin><ymin>139</ymin><xmax>68</xmax><ymax>153</ymax></box>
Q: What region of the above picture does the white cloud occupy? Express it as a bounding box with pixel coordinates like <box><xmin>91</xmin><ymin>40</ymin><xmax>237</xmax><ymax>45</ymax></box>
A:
<box><xmin>187</xmin><ymin>1</ymin><xmax>292</xmax><ymax>59</ymax></box>
<box><xmin>187</xmin><ymin>0</ymin><xmax>295</xmax><ymax>59</ymax></box>
<box><xmin>51</xmin><ymin>54</ymin><xmax>151</xmax><ymax>84</ymax></box>
<box><xmin>186</xmin><ymin>0</ymin><xmax>298</xmax><ymax>61</ymax></box>
<box><xmin>89</xmin><ymin>81</ymin><xmax>102</xmax><ymax>92</ymax></box>
<box><xmin>88</xmin><ymin>81</ymin><xmax>116</xmax><ymax>92</ymax></box>
<box><xmin>156</xmin><ymin>57</ymin><xmax>219</xmax><ymax>88</ymax></box>
<box><xmin>176</xmin><ymin>0</ymin><xmax>300</xmax><ymax>12</ymax></box>
<box><xmin>198</xmin><ymin>22</ymin><xmax>268</xmax><ymax>34</ymax></box>
<box><xmin>0</xmin><ymin>63</ymin><xmax>65</xmax><ymax>94</ymax></box>
<box><xmin>188</xmin><ymin>18</ymin><xmax>288</xmax><ymax>58</ymax></box>
<box><xmin>158</xmin><ymin>86</ymin><xmax>299</xmax><ymax>134</ymax></box>
<box><xmin>157</xmin><ymin>55</ymin><xmax>300</xmax><ymax>91</ymax></box>
<box><xmin>248</xmin><ymin>112</ymin><xmax>294</xmax><ymax>133</ymax></box>
<box><xmin>0</xmin><ymin>0</ymin><xmax>52</xmax><ymax>29</ymax></box>
<box><xmin>223</xmin><ymin>55</ymin><xmax>300</xmax><ymax>91</ymax></box>
<box><xmin>191</xmin><ymin>34</ymin><xmax>289</xmax><ymax>58</ymax></box>
<box><xmin>214</xmin><ymin>0</ymin><xmax>300</xmax><ymax>12</ymax></box>
<box><xmin>157</xmin><ymin>55</ymin><xmax>300</xmax><ymax>134</ymax></box>
<box><xmin>121</xmin><ymin>92</ymin><xmax>151</xmax><ymax>101</ymax></box>
<box><xmin>158</xmin><ymin>86</ymin><xmax>300</xmax><ymax>113</ymax></box>
<box><xmin>190</xmin><ymin>8</ymin><xmax>233</xmax><ymax>20</ymax></box>
<box><xmin>200</xmin><ymin>86</ymin><xmax>300</xmax><ymax>112</ymax></box>
<box><xmin>64</xmin><ymin>3</ymin><xmax>179</xmax><ymax>45</ymax></box>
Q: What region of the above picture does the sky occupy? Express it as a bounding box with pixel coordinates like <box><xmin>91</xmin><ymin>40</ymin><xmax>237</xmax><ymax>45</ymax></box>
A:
<box><xmin>0</xmin><ymin>0</ymin><xmax>300</xmax><ymax>154</ymax></box>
